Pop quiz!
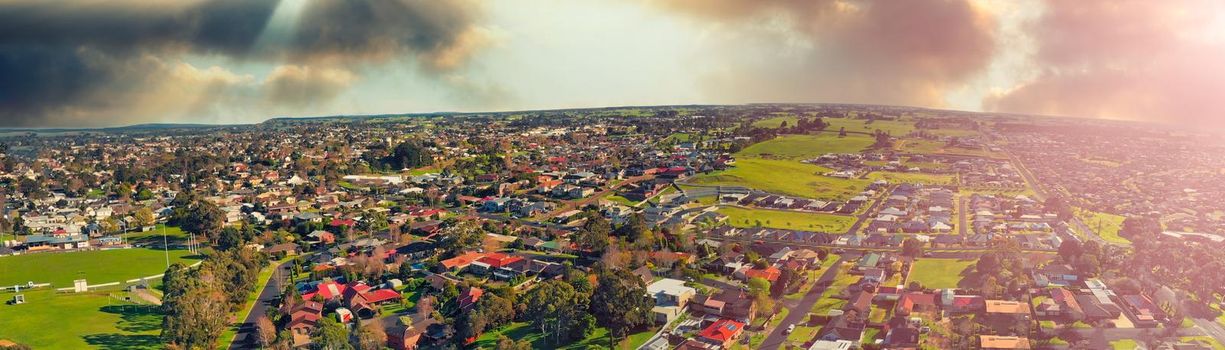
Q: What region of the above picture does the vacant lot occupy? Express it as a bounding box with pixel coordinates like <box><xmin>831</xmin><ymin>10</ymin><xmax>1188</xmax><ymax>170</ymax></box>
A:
<box><xmin>738</xmin><ymin>133</ymin><xmax>874</xmax><ymax>160</ymax></box>
<box><xmin>1074</xmin><ymin>208</ymin><xmax>1129</xmax><ymax>244</ymax></box>
<box><xmin>908</xmin><ymin>258</ymin><xmax>976</xmax><ymax>289</ymax></box>
<box><xmin>865</xmin><ymin>171</ymin><xmax>956</xmax><ymax>185</ymax></box>
<box><xmin>0</xmin><ymin>248</ymin><xmax>201</xmax><ymax>287</ymax></box>
<box><xmin>689</xmin><ymin>158</ymin><xmax>869</xmax><ymax>200</ymax></box>
<box><xmin>896</xmin><ymin>139</ymin><xmax>1005</xmax><ymax>159</ymax></box>
<box><xmin>719</xmin><ymin>207</ymin><xmax>856</xmax><ymax>233</ymax></box>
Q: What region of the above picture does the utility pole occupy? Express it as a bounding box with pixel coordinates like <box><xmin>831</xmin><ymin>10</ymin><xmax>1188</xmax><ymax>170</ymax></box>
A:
<box><xmin>162</xmin><ymin>224</ymin><xmax>169</xmax><ymax>268</ymax></box>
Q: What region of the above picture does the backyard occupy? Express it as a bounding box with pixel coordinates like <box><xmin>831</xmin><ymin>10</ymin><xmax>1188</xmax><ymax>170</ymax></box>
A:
<box><xmin>908</xmin><ymin>258</ymin><xmax>977</xmax><ymax>289</ymax></box>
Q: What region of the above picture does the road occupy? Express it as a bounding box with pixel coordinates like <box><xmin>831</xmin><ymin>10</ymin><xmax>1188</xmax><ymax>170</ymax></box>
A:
<box><xmin>229</xmin><ymin>260</ymin><xmax>295</xmax><ymax>349</ymax></box>
<box><xmin>757</xmin><ymin>256</ymin><xmax>848</xmax><ymax>350</ymax></box>
<box><xmin>844</xmin><ymin>186</ymin><xmax>890</xmax><ymax>235</ymax></box>
<box><xmin>1005</xmin><ymin>150</ymin><xmax>1109</xmax><ymax>246</ymax></box>
<box><xmin>958</xmin><ymin>194</ymin><xmax>969</xmax><ymax>235</ymax></box>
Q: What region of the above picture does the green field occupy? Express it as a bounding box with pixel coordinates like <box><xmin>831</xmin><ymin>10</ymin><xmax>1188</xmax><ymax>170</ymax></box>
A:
<box><xmin>896</xmin><ymin>139</ymin><xmax>1004</xmax><ymax>158</ymax></box>
<box><xmin>122</xmin><ymin>224</ymin><xmax>189</xmax><ymax>246</ymax></box>
<box><xmin>718</xmin><ymin>207</ymin><xmax>855</xmax><ymax>233</ymax></box>
<box><xmin>688</xmin><ymin>158</ymin><xmax>869</xmax><ymax>200</ymax></box>
<box><xmin>0</xmin><ymin>248</ymin><xmax>201</xmax><ymax>287</ymax></box>
<box><xmin>1110</xmin><ymin>339</ymin><xmax>1138</xmax><ymax>349</ymax></box>
<box><xmin>865</xmin><ymin>171</ymin><xmax>956</xmax><ymax>185</ymax></box>
<box><xmin>825</xmin><ymin>118</ymin><xmax>915</xmax><ymax>136</ymax></box>
<box><xmin>0</xmin><ymin>289</ymin><xmax>163</xmax><ymax>349</ymax></box>
<box><xmin>738</xmin><ymin>134</ymin><xmax>874</xmax><ymax>160</ymax></box>
<box><xmin>754</xmin><ymin>116</ymin><xmax>916</xmax><ymax>136</ymax></box>
<box><xmin>908</xmin><ymin>258</ymin><xmax>976</xmax><ymax>289</ymax></box>
<box><xmin>1074</xmin><ymin>208</ymin><xmax>1129</xmax><ymax>244</ymax></box>
<box><xmin>470</xmin><ymin>321</ymin><xmax>653</xmax><ymax>350</ymax></box>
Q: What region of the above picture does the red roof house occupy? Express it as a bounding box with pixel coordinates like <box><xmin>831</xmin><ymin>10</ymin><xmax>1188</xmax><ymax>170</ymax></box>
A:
<box><xmin>698</xmin><ymin>319</ymin><xmax>744</xmax><ymax>347</ymax></box>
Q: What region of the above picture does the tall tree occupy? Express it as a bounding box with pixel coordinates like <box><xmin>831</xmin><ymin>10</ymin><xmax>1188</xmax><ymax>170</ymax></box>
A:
<box><xmin>311</xmin><ymin>317</ymin><xmax>353</xmax><ymax>350</ymax></box>
<box><xmin>590</xmin><ymin>268</ymin><xmax>654</xmax><ymax>346</ymax></box>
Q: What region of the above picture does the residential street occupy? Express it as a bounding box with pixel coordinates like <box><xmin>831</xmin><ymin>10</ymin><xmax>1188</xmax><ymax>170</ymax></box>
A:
<box><xmin>229</xmin><ymin>260</ymin><xmax>294</xmax><ymax>349</ymax></box>
<box><xmin>757</xmin><ymin>256</ymin><xmax>848</xmax><ymax>350</ymax></box>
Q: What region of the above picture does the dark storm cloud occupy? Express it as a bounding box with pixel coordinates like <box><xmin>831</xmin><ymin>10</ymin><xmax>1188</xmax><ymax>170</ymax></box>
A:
<box><xmin>985</xmin><ymin>0</ymin><xmax>1225</xmax><ymax>128</ymax></box>
<box><xmin>651</xmin><ymin>0</ymin><xmax>997</xmax><ymax>107</ymax></box>
<box><xmin>0</xmin><ymin>0</ymin><xmax>487</xmax><ymax>127</ymax></box>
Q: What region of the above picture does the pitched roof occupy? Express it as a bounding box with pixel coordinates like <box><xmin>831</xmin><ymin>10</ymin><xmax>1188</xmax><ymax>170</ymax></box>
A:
<box><xmin>698</xmin><ymin>318</ymin><xmax>744</xmax><ymax>343</ymax></box>
<box><xmin>979</xmin><ymin>335</ymin><xmax>1031</xmax><ymax>349</ymax></box>
<box><xmin>984</xmin><ymin>300</ymin><xmax>1030</xmax><ymax>314</ymax></box>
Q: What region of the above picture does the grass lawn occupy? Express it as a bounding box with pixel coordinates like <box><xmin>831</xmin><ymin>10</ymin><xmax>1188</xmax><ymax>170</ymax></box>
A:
<box><xmin>121</xmin><ymin>224</ymin><xmax>189</xmax><ymax>246</ymax></box>
<box><xmin>603</xmin><ymin>194</ymin><xmax>638</xmax><ymax>207</ymax></box>
<box><xmin>738</xmin><ymin>133</ymin><xmax>875</xmax><ymax>160</ymax></box>
<box><xmin>810</xmin><ymin>265</ymin><xmax>856</xmax><ymax>316</ymax></box>
<box><xmin>0</xmin><ymin>288</ymin><xmax>163</xmax><ymax>349</ymax></box>
<box><xmin>663</xmin><ymin>133</ymin><xmax>692</xmax><ymax>143</ymax></box>
<box><xmin>719</xmin><ymin>206</ymin><xmax>856</xmax><ymax>232</ymax></box>
<box><xmin>471</xmin><ymin>322</ymin><xmax>648</xmax><ymax>350</ymax></box>
<box><xmin>689</xmin><ymin>158</ymin><xmax>869</xmax><ymax>200</ymax></box>
<box><xmin>1110</xmin><ymin>339</ymin><xmax>1139</xmax><ymax>349</ymax></box>
<box><xmin>908</xmin><ymin>258</ymin><xmax>976</xmax><ymax>289</ymax></box>
<box><xmin>861</xmin><ymin>327</ymin><xmax>881</xmax><ymax>344</ymax></box>
<box><xmin>0</xmin><ymin>247</ymin><xmax>201</xmax><ymax>287</ymax></box>
<box><xmin>787</xmin><ymin>325</ymin><xmax>821</xmax><ymax>343</ymax></box>
<box><xmin>1181</xmin><ymin>336</ymin><xmax>1225</xmax><ymax>350</ymax></box>
<box><xmin>865</xmin><ymin>171</ymin><xmax>956</xmax><ymax>185</ymax></box>
<box><xmin>1074</xmin><ymin>208</ymin><xmax>1129</xmax><ymax>245</ymax></box>
<box><xmin>1039</xmin><ymin>320</ymin><xmax>1056</xmax><ymax>329</ymax></box>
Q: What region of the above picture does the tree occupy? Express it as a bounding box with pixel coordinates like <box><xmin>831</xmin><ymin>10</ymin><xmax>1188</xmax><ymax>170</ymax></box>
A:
<box><xmin>982</xmin><ymin>276</ymin><xmax>1002</xmax><ymax>299</ymax></box>
<box><xmin>495</xmin><ymin>335</ymin><xmax>533</xmax><ymax>350</ymax></box>
<box><xmin>163</xmin><ymin>271</ymin><xmax>230</xmax><ymax>349</ymax></box>
<box><xmin>311</xmin><ymin>317</ymin><xmax>353</xmax><ymax>350</ymax></box>
<box><xmin>352</xmin><ymin>321</ymin><xmax>386</xmax><ymax>350</ymax></box>
<box><xmin>439</xmin><ymin>220</ymin><xmax>483</xmax><ymax>256</ymax></box>
<box><xmin>976</xmin><ymin>254</ymin><xmax>1001</xmax><ymax>275</ymax></box>
<box><xmin>575</xmin><ymin>216</ymin><xmax>611</xmax><ymax>255</ymax></box>
<box><xmin>217</xmin><ymin>227</ymin><xmax>245</xmax><ymax>251</ymax></box>
<box><xmin>1057</xmin><ymin>239</ymin><xmax>1082</xmax><ymax>262</ymax></box>
<box><xmin>901</xmin><ymin>238</ymin><xmax>924</xmax><ymax>257</ymax></box>
<box><xmin>134</xmin><ymin>207</ymin><xmax>156</xmax><ymax>228</ymax></box>
<box><xmin>255</xmin><ymin>315</ymin><xmax>277</xmax><ymax>348</ymax></box>
<box><xmin>382</xmin><ymin>141</ymin><xmax>434</xmax><ymax>170</ymax></box>
<box><xmin>1120</xmin><ymin>216</ymin><xmax>1161</xmax><ymax>239</ymax></box>
<box><xmin>181</xmin><ymin>200</ymin><xmax>225</xmax><ymax>244</ymax></box>
<box><xmin>521</xmin><ymin>279</ymin><xmax>587</xmax><ymax>345</ymax></box>
<box><xmin>590</xmin><ymin>268</ymin><xmax>654</xmax><ymax>345</ymax></box>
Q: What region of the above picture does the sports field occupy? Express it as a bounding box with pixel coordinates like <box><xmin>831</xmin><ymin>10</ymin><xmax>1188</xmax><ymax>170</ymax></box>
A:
<box><xmin>718</xmin><ymin>207</ymin><xmax>856</xmax><ymax>233</ymax></box>
<box><xmin>0</xmin><ymin>247</ymin><xmax>201</xmax><ymax>287</ymax></box>
<box><xmin>688</xmin><ymin>158</ymin><xmax>869</xmax><ymax>200</ymax></box>
<box><xmin>0</xmin><ymin>288</ymin><xmax>163</xmax><ymax>349</ymax></box>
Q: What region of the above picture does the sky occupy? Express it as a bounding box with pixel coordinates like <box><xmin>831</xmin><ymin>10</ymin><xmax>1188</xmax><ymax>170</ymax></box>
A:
<box><xmin>1</xmin><ymin>0</ymin><xmax>1224</xmax><ymax>128</ymax></box>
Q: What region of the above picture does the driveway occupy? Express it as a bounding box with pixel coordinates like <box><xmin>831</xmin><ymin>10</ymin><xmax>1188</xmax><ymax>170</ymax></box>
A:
<box><xmin>757</xmin><ymin>256</ymin><xmax>848</xmax><ymax>350</ymax></box>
